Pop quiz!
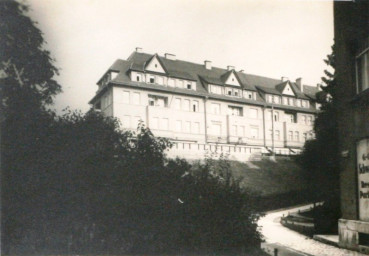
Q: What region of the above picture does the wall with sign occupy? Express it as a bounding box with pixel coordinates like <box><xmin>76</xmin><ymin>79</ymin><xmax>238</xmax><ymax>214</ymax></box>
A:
<box><xmin>358</xmin><ymin>139</ymin><xmax>369</xmax><ymax>221</ymax></box>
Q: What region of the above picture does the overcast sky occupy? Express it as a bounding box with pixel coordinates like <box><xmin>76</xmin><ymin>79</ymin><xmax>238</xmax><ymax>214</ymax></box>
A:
<box><xmin>27</xmin><ymin>0</ymin><xmax>334</xmax><ymax>113</ymax></box>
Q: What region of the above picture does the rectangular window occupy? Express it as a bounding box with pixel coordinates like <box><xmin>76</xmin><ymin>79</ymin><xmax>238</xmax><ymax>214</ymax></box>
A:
<box><xmin>285</xmin><ymin>113</ymin><xmax>295</xmax><ymax>123</ymax></box>
<box><xmin>210</xmin><ymin>85</ymin><xmax>222</xmax><ymax>94</ymax></box>
<box><xmin>192</xmin><ymin>101</ymin><xmax>199</xmax><ymax>112</ymax></box>
<box><xmin>161</xmin><ymin>118</ymin><xmax>169</xmax><ymax>130</ymax></box>
<box><xmin>231</xmin><ymin>125</ymin><xmax>237</xmax><ymax>136</ymax></box>
<box><xmin>283</xmin><ymin>97</ymin><xmax>288</xmax><ymax>105</ymax></box>
<box><xmin>307</xmin><ymin>116</ymin><xmax>313</xmax><ymax>125</ymax></box>
<box><xmin>249</xmin><ymin>108</ymin><xmax>258</xmax><ymax>119</ymax></box>
<box><xmin>168</xmin><ymin>78</ymin><xmax>175</xmax><ymax>87</ymax></box>
<box><xmin>240</xmin><ymin>126</ymin><xmax>245</xmax><ymax>137</ymax></box>
<box><xmin>267</xmin><ymin>95</ymin><xmax>273</xmax><ymax>103</ymax></box>
<box><xmin>250</xmin><ymin>127</ymin><xmax>258</xmax><ymax>139</ymax></box>
<box><xmin>288</xmin><ymin>97</ymin><xmax>294</xmax><ymax>106</ymax></box>
<box><xmin>302</xmin><ymin>115</ymin><xmax>307</xmax><ymax>124</ymax></box>
<box><xmin>211</xmin><ymin>103</ymin><xmax>221</xmax><ymax>114</ymax></box>
<box><xmin>175</xmin><ymin>120</ymin><xmax>182</xmax><ymax>132</ymax></box>
<box><xmin>136</xmin><ymin>75</ymin><xmax>140</xmax><ymax>82</ymax></box>
<box><xmin>275</xmin><ymin>130</ymin><xmax>280</xmax><ymax>141</ymax></box>
<box><xmin>243</xmin><ymin>90</ymin><xmax>254</xmax><ymax>100</ymax></box>
<box><xmin>152</xmin><ymin>117</ymin><xmax>159</xmax><ymax>129</ymax></box>
<box><xmin>294</xmin><ymin>131</ymin><xmax>299</xmax><ymax>141</ymax></box>
<box><xmin>123</xmin><ymin>91</ymin><xmax>130</xmax><ymax>104</ymax></box>
<box><xmin>211</xmin><ymin>122</ymin><xmax>221</xmax><ymax>136</ymax></box>
<box><xmin>177</xmin><ymin>80</ymin><xmax>184</xmax><ymax>88</ymax></box>
<box><xmin>273</xmin><ymin>112</ymin><xmax>279</xmax><ymax>122</ymax></box>
<box><xmin>183</xmin><ymin>99</ymin><xmax>190</xmax><ymax>111</ymax></box>
<box><xmin>148</xmin><ymin>95</ymin><xmax>168</xmax><ymax>107</ymax></box>
<box><xmin>174</xmin><ymin>98</ymin><xmax>181</xmax><ymax>110</ymax></box>
<box><xmin>192</xmin><ymin>122</ymin><xmax>200</xmax><ymax>134</ymax></box>
<box><xmin>268</xmin><ymin>129</ymin><xmax>273</xmax><ymax>139</ymax></box>
<box><xmin>184</xmin><ymin>121</ymin><xmax>191</xmax><ymax>133</ymax></box>
<box><xmin>122</xmin><ymin>115</ymin><xmax>131</xmax><ymax>128</ymax></box>
<box><xmin>156</xmin><ymin>76</ymin><xmax>164</xmax><ymax>85</ymax></box>
<box><xmin>187</xmin><ymin>84</ymin><xmax>191</xmax><ymax>89</ymax></box>
<box><xmin>357</xmin><ymin>50</ymin><xmax>369</xmax><ymax>93</ymax></box>
<box><xmin>296</xmin><ymin>99</ymin><xmax>302</xmax><ymax>107</ymax></box>
<box><xmin>273</xmin><ymin>95</ymin><xmax>281</xmax><ymax>104</ymax></box>
<box><xmin>228</xmin><ymin>106</ymin><xmax>243</xmax><ymax>116</ymax></box>
<box><xmin>149</xmin><ymin>77</ymin><xmax>155</xmax><ymax>83</ymax></box>
<box><xmin>288</xmin><ymin>131</ymin><xmax>293</xmax><ymax>141</ymax></box>
<box><xmin>132</xmin><ymin>92</ymin><xmax>140</xmax><ymax>104</ymax></box>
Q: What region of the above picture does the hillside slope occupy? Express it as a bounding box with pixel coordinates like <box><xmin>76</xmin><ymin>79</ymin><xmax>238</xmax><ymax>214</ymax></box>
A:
<box><xmin>229</xmin><ymin>158</ymin><xmax>308</xmax><ymax>197</ymax></box>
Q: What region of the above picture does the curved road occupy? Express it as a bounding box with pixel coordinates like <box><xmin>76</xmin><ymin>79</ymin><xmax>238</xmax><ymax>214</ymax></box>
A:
<box><xmin>259</xmin><ymin>204</ymin><xmax>367</xmax><ymax>256</ymax></box>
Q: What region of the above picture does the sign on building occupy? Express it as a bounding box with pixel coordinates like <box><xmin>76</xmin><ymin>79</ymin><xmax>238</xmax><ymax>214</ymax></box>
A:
<box><xmin>358</xmin><ymin>138</ymin><xmax>369</xmax><ymax>221</ymax></box>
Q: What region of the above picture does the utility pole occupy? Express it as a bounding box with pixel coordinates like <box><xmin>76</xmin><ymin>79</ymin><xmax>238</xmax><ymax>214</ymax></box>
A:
<box><xmin>271</xmin><ymin>104</ymin><xmax>275</xmax><ymax>157</ymax></box>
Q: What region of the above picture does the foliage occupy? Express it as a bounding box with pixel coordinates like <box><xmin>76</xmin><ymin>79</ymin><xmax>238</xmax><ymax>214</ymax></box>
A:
<box><xmin>297</xmin><ymin>46</ymin><xmax>340</xmax><ymax>230</ymax></box>
<box><xmin>3</xmin><ymin>109</ymin><xmax>263</xmax><ymax>254</ymax></box>
<box><xmin>1</xmin><ymin>1</ymin><xmax>263</xmax><ymax>254</ymax></box>
<box><xmin>0</xmin><ymin>0</ymin><xmax>61</xmax><ymax>109</ymax></box>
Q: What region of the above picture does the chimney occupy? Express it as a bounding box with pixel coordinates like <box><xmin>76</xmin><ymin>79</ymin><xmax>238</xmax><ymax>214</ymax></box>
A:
<box><xmin>317</xmin><ymin>83</ymin><xmax>322</xmax><ymax>91</ymax></box>
<box><xmin>165</xmin><ymin>53</ymin><xmax>176</xmax><ymax>60</ymax></box>
<box><xmin>227</xmin><ymin>65</ymin><xmax>235</xmax><ymax>71</ymax></box>
<box><xmin>204</xmin><ymin>60</ymin><xmax>212</xmax><ymax>70</ymax></box>
<box><xmin>281</xmin><ymin>76</ymin><xmax>289</xmax><ymax>82</ymax></box>
<box><xmin>296</xmin><ymin>77</ymin><xmax>303</xmax><ymax>92</ymax></box>
<box><xmin>135</xmin><ymin>47</ymin><xmax>142</xmax><ymax>53</ymax></box>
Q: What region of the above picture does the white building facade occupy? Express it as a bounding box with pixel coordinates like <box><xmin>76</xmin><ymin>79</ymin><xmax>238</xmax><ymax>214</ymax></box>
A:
<box><xmin>90</xmin><ymin>49</ymin><xmax>319</xmax><ymax>161</ymax></box>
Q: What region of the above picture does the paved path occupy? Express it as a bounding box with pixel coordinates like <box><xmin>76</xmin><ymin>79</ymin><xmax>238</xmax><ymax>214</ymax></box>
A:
<box><xmin>259</xmin><ymin>204</ymin><xmax>367</xmax><ymax>256</ymax></box>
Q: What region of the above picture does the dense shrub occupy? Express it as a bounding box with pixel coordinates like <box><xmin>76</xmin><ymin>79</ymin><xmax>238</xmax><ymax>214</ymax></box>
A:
<box><xmin>2</xmin><ymin>109</ymin><xmax>263</xmax><ymax>254</ymax></box>
<box><xmin>1</xmin><ymin>1</ymin><xmax>262</xmax><ymax>254</ymax></box>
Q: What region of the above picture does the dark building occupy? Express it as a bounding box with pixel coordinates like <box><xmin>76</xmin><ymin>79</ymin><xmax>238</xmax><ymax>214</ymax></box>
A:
<box><xmin>334</xmin><ymin>0</ymin><xmax>369</xmax><ymax>253</ymax></box>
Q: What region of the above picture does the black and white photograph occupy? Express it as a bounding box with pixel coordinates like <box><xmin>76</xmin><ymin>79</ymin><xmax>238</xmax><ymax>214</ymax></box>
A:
<box><xmin>1</xmin><ymin>0</ymin><xmax>369</xmax><ymax>255</ymax></box>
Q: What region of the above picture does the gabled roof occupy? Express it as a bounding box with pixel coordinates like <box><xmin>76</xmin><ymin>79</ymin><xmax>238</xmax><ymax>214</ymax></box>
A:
<box><xmin>275</xmin><ymin>81</ymin><xmax>289</xmax><ymax>93</ymax></box>
<box><xmin>94</xmin><ymin>51</ymin><xmax>319</xmax><ymax>112</ymax></box>
<box><xmin>144</xmin><ymin>53</ymin><xmax>168</xmax><ymax>74</ymax></box>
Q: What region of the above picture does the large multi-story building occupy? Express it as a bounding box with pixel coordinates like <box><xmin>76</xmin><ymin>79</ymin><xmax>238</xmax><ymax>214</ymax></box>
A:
<box><xmin>334</xmin><ymin>0</ymin><xmax>369</xmax><ymax>253</ymax></box>
<box><xmin>89</xmin><ymin>48</ymin><xmax>319</xmax><ymax>161</ymax></box>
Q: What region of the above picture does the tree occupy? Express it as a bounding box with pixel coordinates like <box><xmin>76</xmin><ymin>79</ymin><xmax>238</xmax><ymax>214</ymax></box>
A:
<box><xmin>298</xmin><ymin>46</ymin><xmax>340</xmax><ymax>232</ymax></box>
<box><xmin>0</xmin><ymin>0</ymin><xmax>61</xmax><ymax>252</ymax></box>
<box><xmin>0</xmin><ymin>0</ymin><xmax>61</xmax><ymax>109</ymax></box>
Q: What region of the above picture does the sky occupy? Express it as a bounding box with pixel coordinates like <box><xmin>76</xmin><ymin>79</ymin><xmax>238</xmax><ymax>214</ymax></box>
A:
<box><xmin>27</xmin><ymin>0</ymin><xmax>334</xmax><ymax>113</ymax></box>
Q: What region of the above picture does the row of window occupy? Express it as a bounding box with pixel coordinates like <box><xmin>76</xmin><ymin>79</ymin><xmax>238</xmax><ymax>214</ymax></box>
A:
<box><xmin>209</xmin><ymin>84</ymin><xmax>257</xmax><ymax>100</ymax></box>
<box><xmin>118</xmin><ymin>91</ymin><xmax>313</xmax><ymax>125</ymax></box>
<box><xmin>287</xmin><ymin>131</ymin><xmax>314</xmax><ymax>142</ymax></box>
<box><xmin>229</xmin><ymin>125</ymin><xmax>258</xmax><ymax>138</ymax></box>
<box><xmin>121</xmin><ymin>114</ymin><xmax>313</xmax><ymax>142</ymax></box>
<box><xmin>152</xmin><ymin>118</ymin><xmax>201</xmax><ymax>134</ymax></box>
<box><xmin>122</xmin><ymin>115</ymin><xmax>142</xmax><ymax>129</ymax></box>
<box><xmin>132</xmin><ymin>71</ymin><xmax>196</xmax><ymax>90</ymax></box>
<box><xmin>266</xmin><ymin>94</ymin><xmax>310</xmax><ymax>108</ymax></box>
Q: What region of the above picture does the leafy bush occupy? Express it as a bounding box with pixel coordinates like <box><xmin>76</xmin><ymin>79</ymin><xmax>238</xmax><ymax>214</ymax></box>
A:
<box><xmin>2</xmin><ymin>109</ymin><xmax>263</xmax><ymax>254</ymax></box>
